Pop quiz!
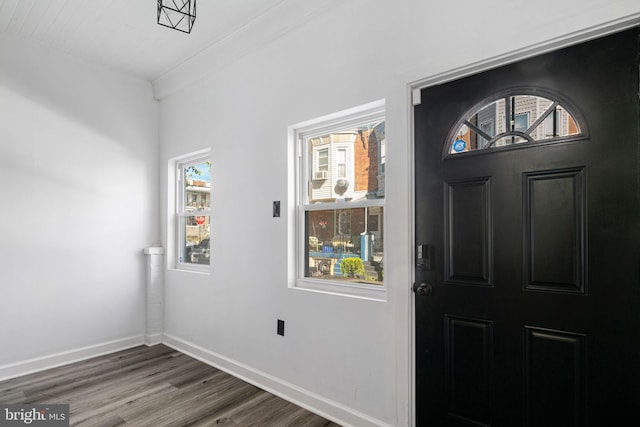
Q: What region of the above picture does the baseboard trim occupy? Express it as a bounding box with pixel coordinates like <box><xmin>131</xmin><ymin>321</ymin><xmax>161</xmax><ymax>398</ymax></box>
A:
<box><xmin>162</xmin><ymin>334</ymin><xmax>392</xmax><ymax>427</ymax></box>
<box><xmin>144</xmin><ymin>333</ymin><xmax>163</xmax><ymax>346</ymax></box>
<box><xmin>0</xmin><ymin>335</ymin><xmax>146</xmax><ymax>381</ymax></box>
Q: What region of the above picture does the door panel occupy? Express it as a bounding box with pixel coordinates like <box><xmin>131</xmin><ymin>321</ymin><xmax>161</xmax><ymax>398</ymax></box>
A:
<box><xmin>523</xmin><ymin>167</ymin><xmax>585</xmax><ymax>293</ymax></box>
<box><xmin>445</xmin><ymin>315</ymin><xmax>494</xmax><ymax>426</ymax></box>
<box><xmin>445</xmin><ymin>177</ymin><xmax>492</xmax><ymax>286</ymax></box>
<box><xmin>414</xmin><ymin>28</ymin><xmax>639</xmax><ymax>426</ymax></box>
<box><xmin>524</xmin><ymin>327</ymin><xmax>586</xmax><ymax>427</ymax></box>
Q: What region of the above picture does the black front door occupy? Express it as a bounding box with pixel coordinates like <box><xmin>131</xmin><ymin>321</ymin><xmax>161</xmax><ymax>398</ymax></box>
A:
<box><xmin>414</xmin><ymin>29</ymin><xmax>639</xmax><ymax>426</ymax></box>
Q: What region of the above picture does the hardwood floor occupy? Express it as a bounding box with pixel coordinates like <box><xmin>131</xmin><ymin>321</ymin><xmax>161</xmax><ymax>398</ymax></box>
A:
<box><xmin>0</xmin><ymin>345</ymin><xmax>341</xmax><ymax>426</ymax></box>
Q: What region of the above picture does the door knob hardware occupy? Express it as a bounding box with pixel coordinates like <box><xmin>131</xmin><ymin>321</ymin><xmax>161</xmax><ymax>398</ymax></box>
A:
<box><xmin>413</xmin><ymin>282</ymin><xmax>433</xmax><ymax>296</ymax></box>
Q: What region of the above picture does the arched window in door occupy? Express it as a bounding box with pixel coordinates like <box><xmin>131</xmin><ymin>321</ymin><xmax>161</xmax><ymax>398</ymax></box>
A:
<box><xmin>445</xmin><ymin>88</ymin><xmax>587</xmax><ymax>157</ymax></box>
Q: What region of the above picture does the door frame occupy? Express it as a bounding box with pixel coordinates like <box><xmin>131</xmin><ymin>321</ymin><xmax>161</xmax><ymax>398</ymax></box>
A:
<box><xmin>405</xmin><ymin>16</ymin><xmax>640</xmax><ymax>427</ymax></box>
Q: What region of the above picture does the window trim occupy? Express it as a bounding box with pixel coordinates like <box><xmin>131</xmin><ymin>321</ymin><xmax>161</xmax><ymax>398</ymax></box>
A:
<box><xmin>170</xmin><ymin>149</ymin><xmax>212</xmax><ymax>274</ymax></box>
<box><xmin>289</xmin><ymin>100</ymin><xmax>387</xmax><ymax>301</ymax></box>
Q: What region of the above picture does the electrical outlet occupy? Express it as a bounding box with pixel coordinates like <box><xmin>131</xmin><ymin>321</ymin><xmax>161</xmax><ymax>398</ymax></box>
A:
<box><xmin>277</xmin><ymin>319</ymin><xmax>285</xmax><ymax>336</ymax></box>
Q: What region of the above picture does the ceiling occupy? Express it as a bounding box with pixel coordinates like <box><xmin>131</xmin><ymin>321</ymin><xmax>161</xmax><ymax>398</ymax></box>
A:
<box><xmin>0</xmin><ymin>0</ymin><xmax>333</xmax><ymax>87</ymax></box>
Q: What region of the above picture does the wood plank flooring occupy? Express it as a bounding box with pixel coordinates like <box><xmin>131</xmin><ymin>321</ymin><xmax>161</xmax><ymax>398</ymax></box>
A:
<box><xmin>0</xmin><ymin>345</ymin><xmax>341</xmax><ymax>427</ymax></box>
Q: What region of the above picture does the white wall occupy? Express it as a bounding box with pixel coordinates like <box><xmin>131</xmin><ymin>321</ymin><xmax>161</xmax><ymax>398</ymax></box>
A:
<box><xmin>0</xmin><ymin>0</ymin><xmax>633</xmax><ymax>424</ymax></box>
<box><xmin>0</xmin><ymin>34</ymin><xmax>159</xmax><ymax>370</ymax></box>
<box><xmin>156</xmin><ymin>1</ymin><xmax>639</xmax><ymax>426</ymax></box>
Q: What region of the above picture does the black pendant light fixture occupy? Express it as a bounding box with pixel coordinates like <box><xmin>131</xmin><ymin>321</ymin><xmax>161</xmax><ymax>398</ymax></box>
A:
<box><xmin>157</xmin><ymin>0</ymin><xmax>196</xmax><ymax>34</ymax></box>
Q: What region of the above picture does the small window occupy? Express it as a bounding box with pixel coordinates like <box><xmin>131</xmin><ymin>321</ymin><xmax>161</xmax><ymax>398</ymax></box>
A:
<box><xmin>175</xmin><ymin>153</ymin><xmax>211</xmax><ymax>271</ymax></box>
<box><xmin>317</xmin><ymin>148</ymin><xmax>328</xmax><ymax>173</ymax></box>
<box><xmin>447</xmin><ymin>90</ymin><xmax>586</xmax><ymax>156</ymax></box>
<box><xmin>337</xmin><ymin>148</ymin><xmax>347</xmax><ymax>178</ymax></box>
<box><xmin>292</xmin><ymin>101</ymin><xmax>386</xmax><ymax>299</ymax></box>
<box><xmin>513</xmin><ymin>112</ymin><xmax>529</xmax><ymax>133</ymax></box>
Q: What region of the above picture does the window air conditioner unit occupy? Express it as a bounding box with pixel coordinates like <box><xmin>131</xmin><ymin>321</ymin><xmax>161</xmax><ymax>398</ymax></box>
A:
<box><xmin>314</xmin><ymin>171</ymin><xmax>328</xmax><ymax>180</ymax></box>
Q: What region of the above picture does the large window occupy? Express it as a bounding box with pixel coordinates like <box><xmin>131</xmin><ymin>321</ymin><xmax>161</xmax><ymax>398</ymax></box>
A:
<box><xmin>176</xmin><ymin>153</ymin><xmax>211</xmax><ymax>270</ymax></box>
<box><xmin>292</xmin><ymin>101</ymin><xmax>385</xmax><ymax>299</ymax></box>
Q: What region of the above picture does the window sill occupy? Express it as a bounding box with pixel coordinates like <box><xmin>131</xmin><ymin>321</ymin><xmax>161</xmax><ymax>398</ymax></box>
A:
<box><xmin>291</xmin><ymin>278</ymin><xmax>387</xmax><ymax>302</ymax></box>
<box><xmin>171</xmin><ymin>264</ymin><xmax>210</xmax><ymax>275</ymax></box>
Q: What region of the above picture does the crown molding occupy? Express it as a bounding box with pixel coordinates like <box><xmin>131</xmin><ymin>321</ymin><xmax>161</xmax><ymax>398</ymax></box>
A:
<box><xmin>152</xmin><ymin>0</ymin><xmax>341</xmax><ymax>100</ymax></box>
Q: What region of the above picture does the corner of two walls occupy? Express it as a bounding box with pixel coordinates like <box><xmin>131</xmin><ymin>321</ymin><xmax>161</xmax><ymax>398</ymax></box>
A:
<box><xmin>0</xmin><ymin>34</ymin><xmax>160</xmax><ymax>377</ymax></box>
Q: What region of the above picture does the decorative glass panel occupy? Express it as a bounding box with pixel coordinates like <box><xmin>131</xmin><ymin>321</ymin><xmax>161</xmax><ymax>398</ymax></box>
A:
<box><xmin>448</xmin><ymin>92</ymin><xmax>584</xmax><ymax>156</ymax></box>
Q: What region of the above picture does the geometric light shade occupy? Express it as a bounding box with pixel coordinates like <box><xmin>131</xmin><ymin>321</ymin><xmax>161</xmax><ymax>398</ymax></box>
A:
<box><xmin>157</xmin><ymin>0</ymin><xmax>196</xmax><ymax>34</ymax></box>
